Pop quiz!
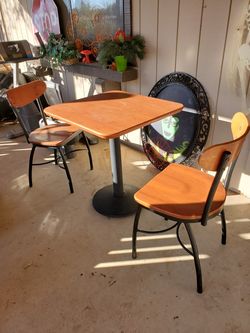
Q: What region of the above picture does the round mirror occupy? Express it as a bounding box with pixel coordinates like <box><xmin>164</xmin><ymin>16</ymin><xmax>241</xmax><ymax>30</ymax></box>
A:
<box><xmin>142</xmin><ymin>72</ymin><xmax>210</xmax><ymax>170</ymax></box>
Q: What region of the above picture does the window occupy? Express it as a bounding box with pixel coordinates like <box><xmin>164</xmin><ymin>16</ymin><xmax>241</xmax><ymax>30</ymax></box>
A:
<box><xmin>54</xmin><ymin>0</ymin><xmax>131</xmax><ymax>43</ymax></box>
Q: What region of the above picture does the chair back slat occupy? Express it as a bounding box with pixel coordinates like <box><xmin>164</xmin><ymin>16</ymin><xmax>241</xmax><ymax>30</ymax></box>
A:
<box><xmin>201</xmin><ymin>151</ymin><xmax>231</xmax><ymax>225</ymax></box>
<box><xmin>198</xmin><ymin>113</ymin><xmax>250</xmax><ymax>171</ymax></box>
<box><xmin>7</xmin><ymin>80</ymin><xmax>46</xmax><ymax>108</ymax></box>
<box><xmin>18</xmin><ymin>103</ymin><xmax>42</xmax><ymax>135</ymax></box>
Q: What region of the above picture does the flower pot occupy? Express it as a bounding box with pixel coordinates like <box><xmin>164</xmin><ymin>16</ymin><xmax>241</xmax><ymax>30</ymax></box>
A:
<box><xmin>62</xmin><ymin>58</ymin><xmax>79</xmax><ymax>65</ymax></box>
<box><xmin>114</xmin><ymin>55</ymin><xmax>127</xmax><ymax>72</ymax></box>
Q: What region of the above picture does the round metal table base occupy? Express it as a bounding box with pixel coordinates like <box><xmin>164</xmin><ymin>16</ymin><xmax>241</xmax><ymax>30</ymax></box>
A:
<box><xmin>93</xmin><ymin>184</ymin><xmax>138</xmax><ymax>217</ymax></box>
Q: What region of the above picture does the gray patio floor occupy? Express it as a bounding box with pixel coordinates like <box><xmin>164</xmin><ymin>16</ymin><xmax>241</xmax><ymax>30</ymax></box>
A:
<box><xmin>1</xmin><ymin>122</ymin><xmax>250</xmax><ymax>333</ymax></box>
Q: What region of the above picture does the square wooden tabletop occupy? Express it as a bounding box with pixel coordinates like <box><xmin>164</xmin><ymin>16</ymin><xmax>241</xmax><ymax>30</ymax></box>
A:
<box><xmin>45</xmin><ymin>90</ymin><xmax>183</xmax><ymax>139</ymax></box>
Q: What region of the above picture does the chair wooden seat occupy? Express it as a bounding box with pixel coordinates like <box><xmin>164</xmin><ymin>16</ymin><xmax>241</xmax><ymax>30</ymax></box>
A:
<box><xmin>29</xmin><ymin>123</ymin><xmax>82</xmax><ymax>147</ymax></box>
<box><xmin>134</xmin><ymin>163</ymin><xmax>226</xmax><ymax>221</ymax></box>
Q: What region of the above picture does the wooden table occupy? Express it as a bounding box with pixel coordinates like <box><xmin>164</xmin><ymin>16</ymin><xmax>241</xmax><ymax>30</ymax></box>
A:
<box><xmin>45</xmin><ymin>91</ymin><xmax>183</xmax><ymax>217</ymax></box>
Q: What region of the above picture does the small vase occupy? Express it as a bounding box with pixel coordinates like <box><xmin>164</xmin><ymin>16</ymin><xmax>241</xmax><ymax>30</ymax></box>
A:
<box><xmin>114</xmin><ymin>55</ymin><xmax>127</xmax><ymax>72</ymax></box>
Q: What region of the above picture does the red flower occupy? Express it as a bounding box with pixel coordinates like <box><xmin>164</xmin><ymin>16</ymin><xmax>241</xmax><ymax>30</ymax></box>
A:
<box><xmin>114</xmin><ymin>29</ymin><xmax>126</xmax><ymax>43</ymax></box>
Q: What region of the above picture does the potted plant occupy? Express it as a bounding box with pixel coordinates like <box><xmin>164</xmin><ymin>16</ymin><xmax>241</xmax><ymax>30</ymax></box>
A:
<box><xmin>97</xmin><ymin>29</ymin><xmax>145</xmax><ymax>72</ymax></box>
<box><xmin>41</xmin><ymin>33</ymin><xmax>80</xmax><ymax>67</ymax></box>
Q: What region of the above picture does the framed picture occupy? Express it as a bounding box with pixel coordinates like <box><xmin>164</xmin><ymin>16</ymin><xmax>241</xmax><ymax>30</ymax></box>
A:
<box><xmin>0</xmin><ymin>40</ymin><xmax>32</xmax><ymax>62</ymax></box>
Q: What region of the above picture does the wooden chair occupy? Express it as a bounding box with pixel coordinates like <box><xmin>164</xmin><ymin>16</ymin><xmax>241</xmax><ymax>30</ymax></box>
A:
<box><xmin>132</xmin><ymin>112</ymin><xmax>250</xmax><ymax>293</ymax></box>
<box><xmin>6</xmin><ymin>80</ymin><xmax>93</xmax><ymax>193</ymax></box>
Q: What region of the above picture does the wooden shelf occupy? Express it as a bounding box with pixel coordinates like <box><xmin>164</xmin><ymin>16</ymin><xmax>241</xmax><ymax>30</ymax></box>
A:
<box><xmin>62</xmin><ymin>62</ymin><xmax>137</xmax><ymax>83</ymax></box>
<box><xmin>0</xmin><ymin>56</ymin><xmax>40</xmax><ymax>64</ymax></box>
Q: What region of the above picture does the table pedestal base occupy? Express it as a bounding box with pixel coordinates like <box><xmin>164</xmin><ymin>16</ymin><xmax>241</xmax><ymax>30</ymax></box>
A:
<box><xmin>93</xmin><ymin>184</ymin><xmax>138</xmax><ymax>217</ymax></box>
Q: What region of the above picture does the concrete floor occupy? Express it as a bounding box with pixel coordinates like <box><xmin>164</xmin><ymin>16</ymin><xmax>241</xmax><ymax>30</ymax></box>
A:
<box><xmin>0</xmin><ymin>122</ymin><xmax>250</xmax><ymax>333</ymax></box>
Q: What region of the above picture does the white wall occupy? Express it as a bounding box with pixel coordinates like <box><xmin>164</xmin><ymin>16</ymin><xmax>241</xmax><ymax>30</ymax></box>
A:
<box><xmin>126</xmin><ymin>0</ymin><xmax>250</xmax><ymax>196</ymax></box>
<box><xmin>1</xmin><ymin>0</ymin><xmax>250</xmax><ymax>196</ymax></box>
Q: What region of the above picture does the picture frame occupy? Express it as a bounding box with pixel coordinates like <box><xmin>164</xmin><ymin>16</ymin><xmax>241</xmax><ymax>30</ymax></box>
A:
<box><xmin>0</xmin><ymin>40</ymin><xmax>33</xmax><ymax>62</ymax></box>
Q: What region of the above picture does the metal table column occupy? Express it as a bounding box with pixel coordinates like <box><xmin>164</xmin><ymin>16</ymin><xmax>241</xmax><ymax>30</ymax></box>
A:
<box><xmin>92</xmin><ymin>137</ymin><xmax>138</xmax><ymax>217</ymax></box>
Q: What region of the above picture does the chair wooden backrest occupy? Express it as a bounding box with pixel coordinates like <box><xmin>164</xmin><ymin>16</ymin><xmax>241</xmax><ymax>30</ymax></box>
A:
<box><xmin>7</xmin><ymin>80</ymin><xmax>46</xmax><ymax>108</ymax></box>
<box><xmin>199</xmin><ymin>112</ymin><xmax>250</xmax><ymax>172</ymax></box>
<box><xmin>198</xmin><ymin>112</ymin><xmax>250</xmax><ymax>225</ymax></box>
<box><xmin>7</xmin><ymin>80</ymin><xmax>47</xmax><ymax>138</ymax></box>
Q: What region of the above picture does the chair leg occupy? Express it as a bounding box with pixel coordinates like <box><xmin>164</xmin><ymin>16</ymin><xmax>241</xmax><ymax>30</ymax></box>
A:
<box><xmin>54</xmin><ymin>149</ymin><xmax>58</xmax><ymax>165</ymax></box>
<box><xmin>184</xmin><ymin>223</ymin><xmax>203</xmax><ymax>294</ymax></box>
<box><xmin>58</xmin><ymin>147</ymin><xmax>74</xmax><ymax>193</ymax></box>
<box><xmin>28</xmin><ymin>145</ymin><xmax>36</xmax><ymax>188</ymax></box>
<box><xmin>132</xmin><ymin>205</ymin><xmax>142</xmax><ymax>259</ymax></box>
<box><xmin>81</xmin><ymin>132</ymin><xmax>93</xmax><ymax>170</ymax></box>
<box><xmin>220</xmin><ymin>209</ymin><xmax>227</xmax><ymax>245</ymax></box>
